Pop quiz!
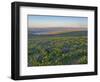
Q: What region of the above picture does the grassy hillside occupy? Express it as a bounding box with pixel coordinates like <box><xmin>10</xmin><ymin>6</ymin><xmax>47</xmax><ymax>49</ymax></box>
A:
<box><xmin>28</xmin><ymin>31</ymin><xmax>88</xmax><ymax>66</ymax></box>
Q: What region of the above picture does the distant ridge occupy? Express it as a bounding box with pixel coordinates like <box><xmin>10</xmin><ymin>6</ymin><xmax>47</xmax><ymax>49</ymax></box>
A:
<box><xmin>28</xmin><ymin>27</ymin><xmax>87</xmax><ymax>35</ymax></box>
<box><xmin>28</xmin><ymin>27</ymin><xmax>87</xmax><ymax>31</ymax></box>
<box><xmin>28</xmin><ymin>31</ymin><xmax>87</xmax><ymax>38</ymax></box>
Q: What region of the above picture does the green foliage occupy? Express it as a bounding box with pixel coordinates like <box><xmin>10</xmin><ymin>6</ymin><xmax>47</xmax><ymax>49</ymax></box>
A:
<box><xmin>28</xmin><ymin>33</ymin><xmax>87</xmax><ymax>66</ymax></box>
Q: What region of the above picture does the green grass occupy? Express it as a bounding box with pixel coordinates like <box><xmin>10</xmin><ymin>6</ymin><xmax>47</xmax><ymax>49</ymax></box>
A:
<box><xmin>28</xmin><ymin>31</ymin><xmax>88</xmax><ymax>66</ymax></box>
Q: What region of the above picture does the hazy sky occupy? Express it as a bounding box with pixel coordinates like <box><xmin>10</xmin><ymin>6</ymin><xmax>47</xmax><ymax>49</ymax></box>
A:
<box><xmin>28</xmin><ymin>15</ymin><xmax>88</xmax><ymax>28</ymax></box>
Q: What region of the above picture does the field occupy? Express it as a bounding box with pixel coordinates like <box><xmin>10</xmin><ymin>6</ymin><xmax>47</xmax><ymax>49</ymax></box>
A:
<box><xmin>28</xmin><ymin>31</ymin><xmax>88</xmax><ymax>66</ymax></box>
